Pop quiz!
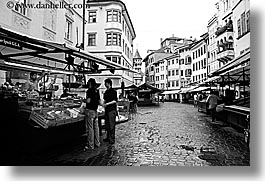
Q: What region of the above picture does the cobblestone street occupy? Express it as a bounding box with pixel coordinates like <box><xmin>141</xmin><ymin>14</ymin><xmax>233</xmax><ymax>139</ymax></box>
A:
<box><xmin>23</xmin><ymin>102</ymin><xmax>250</xmax><ymax>166</ymax></box>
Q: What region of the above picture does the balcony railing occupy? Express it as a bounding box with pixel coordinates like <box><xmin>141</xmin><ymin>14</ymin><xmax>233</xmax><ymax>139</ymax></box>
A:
<box><xmin>215</xmin><ymin>21</ymin><xmax>233</xmax><ymax>37</ymax></box>
<box><xmin>217</xmin><ymin>49</ymin><xmax>235</xmax><ymax>63</ymax></box>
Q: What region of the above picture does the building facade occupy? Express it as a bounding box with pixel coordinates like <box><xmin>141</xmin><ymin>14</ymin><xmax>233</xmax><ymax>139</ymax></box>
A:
<box><xmin>176</xmin><ymin>43</ymin><xmax>193</xmax><ymax>88</ymax></box>
<box><xmin>205</xmin><ymin>0</ymin><xmax>250</xmax><ymax>76</ymax></box>
<box><xmin>84</xmin><ymin>0</ymin><xmax>136</xmax><ymax>88</ymax></box>
<box><xmin>144</xmin><ymin>50</ymin><xmax>172</xmax><ymax>86</ymax></box>
<box><xmin>191</xmin><ymin>38</ymin><xmax>207</xmax><ymax>84</ymax></box>
<box><xmin>232</xmin><ymin>0</ymin><xmax>250</xmax><ymax>58</ymax></box>
<box><xmin>215</xmin><ymin>0</ymin><xmax>236</xmax><ymax>66</ymax></box>
<box><xmin>207</xmin><ymin>14</ymin><xmax>222</xmax><ymax>75</ymax></box>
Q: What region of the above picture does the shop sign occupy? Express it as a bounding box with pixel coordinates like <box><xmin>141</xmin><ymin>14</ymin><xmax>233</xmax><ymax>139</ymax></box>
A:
<box><xmin>0</xmin><ymin>37</ymin><xmax>22</xmax><ymax>50</ymax></box>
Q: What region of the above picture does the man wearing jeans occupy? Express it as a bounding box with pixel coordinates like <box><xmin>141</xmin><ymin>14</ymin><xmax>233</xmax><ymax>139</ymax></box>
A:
<box><xmin>102</xmin><ymin>79</ymin><xmax>118</xmax><ymax>144</ymax></box>
<box><xmin>84</xmin><ymin>78</ymin><xmax>101</xmax><ymax>150</ymax></box>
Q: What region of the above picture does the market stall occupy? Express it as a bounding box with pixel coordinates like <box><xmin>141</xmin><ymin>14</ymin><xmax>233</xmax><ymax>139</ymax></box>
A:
<box><xmin>137</xmin><ymin>83</ymin><xmax>161</xmax><ymax>106</ymax></box>
<box><xmin>0</xmin><ymin>26</ymin><xmax>136</xmax><ymax>156</ymax></box>
<box><xmin>207</xmin><ymin>50</ymin><xmax>250</xmax><ymax>144</ymax></box>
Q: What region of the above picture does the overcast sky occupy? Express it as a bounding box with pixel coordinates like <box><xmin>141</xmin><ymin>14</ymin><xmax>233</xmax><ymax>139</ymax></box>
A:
<box><xmin>122</xmin><ymin>0</ymin><xmax>218</xmax><ymax>59</ymax></box>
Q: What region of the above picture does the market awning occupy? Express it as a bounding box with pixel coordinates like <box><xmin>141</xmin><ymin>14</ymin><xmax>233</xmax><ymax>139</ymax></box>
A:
<box><xmin>219</xmin><ymin>64</ymin><xmax>250</xmax><ymax>85</ymax></box>
<box><xmin>0</xmin><ymin>61</ymin><xmax>74</xmax><ymax>75</ymax></box>
<box><xmin>198</xmin><ymin>76</ymin><xmax>221</xmax><ymax>86</ymax></box>
<box><xmin>138</xmin><ymin>83</ymin><xmax>161</xmax><ymax>93</ymax></box>
<box><xmin>161</xmin><ymin>90</ymin><xmax>181</xmax><ymax>95</ymax></box>
<box><xmin>210</xmin><ymin>50</ymin><xmax>250</xmax><ymax>77</ymax></box>
<box><xmin>189</xmin><ymin>86</ymin><xmax>211</xmax><ymax>93</ymax></box>
<box><xmin>179</xmin><ymin>86</ymin><xmax>198</xmax><ymax>93</ymax></box>
<box><xmin>0</xmin><ymin>26</ymin><xmax>139</xmax><ymax>75</ymax></box>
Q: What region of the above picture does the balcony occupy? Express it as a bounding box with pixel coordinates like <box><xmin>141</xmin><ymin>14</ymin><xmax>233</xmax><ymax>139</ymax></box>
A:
<box><xmin>215</xmin><ymin>21</ymin><xmax>233</xmax><ymax>37</ymax></box>
<box><xmin>217</xmin><ymin>49</ymin><xmax>235</xmax><ymax>63</ymax></box>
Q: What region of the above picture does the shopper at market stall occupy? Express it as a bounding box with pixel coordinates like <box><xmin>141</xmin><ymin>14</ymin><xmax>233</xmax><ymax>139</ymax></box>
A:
<box><xmin>102</xmin><ymin>78</ymin><xmax>118</xmax><ymax>144</ymax></box>
<box><xmin>83</xmin><ymin>78</ymin><xmax>101</xmax><ymax>150</ymax></box>
<box><xmin>206</xmin><ymin>91</ymin><xmax>221</xmax><ymax>122</ymax></box>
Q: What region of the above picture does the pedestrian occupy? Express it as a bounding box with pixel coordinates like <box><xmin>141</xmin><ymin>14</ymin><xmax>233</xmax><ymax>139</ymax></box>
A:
<box><xmin>102</xmin><ymin>79</ymin><xmax>118</xmax><ymax>144</ymax></box>
<box><xmin>83</xmin><ymin>78</ymin><xmax>101</xmax><ymax>151</ymax></box>
<box><xmin>206</xmin><ymin>91</ymin><xmax>221</xmax><ymax>122</ymax></box>
<box><xmin>193</xmin><ymin>93</ymin><xmax>198</xmax><ymax>107</ymax></box>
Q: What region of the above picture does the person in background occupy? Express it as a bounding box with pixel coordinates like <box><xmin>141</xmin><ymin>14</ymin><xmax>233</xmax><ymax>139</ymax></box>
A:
<box><xmin>206</xmin><ymin>91</ymin><xmax>221</xmax><ymax>122</ymax></box>
<box><xmin>193</xmin><ymin>93</ymin><xmax>198</xmax><ymax>107</ymax></box>
<box><xmin>102</xmin><ymin>79</ymin><xmax>117</xmax><ymax>145</ymax></box>
<box><xmin>131</xmin><ymin>92</ymin><xmax>138</xmax><ymax>112</ymax></box>
<box><xmin>23</xmin><ymin>71</ymin><xmax>47</xmax><ymax>92</ymax></box>
<box><xmin>60</xmin><ymin>89</ymin><xmax>70</xmax><ymax>98</ymax></box>
<box><xmin>83</xmin><ymin>78</ymin><xmax>101</xmax><ymax>151</ymax></box>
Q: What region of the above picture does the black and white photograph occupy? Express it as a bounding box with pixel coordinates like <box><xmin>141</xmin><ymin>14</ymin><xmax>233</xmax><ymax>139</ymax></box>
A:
<box><xmin>0</xmin><ymin>0</ymin><xmax>255</xmax><ymax>170</ymax></box>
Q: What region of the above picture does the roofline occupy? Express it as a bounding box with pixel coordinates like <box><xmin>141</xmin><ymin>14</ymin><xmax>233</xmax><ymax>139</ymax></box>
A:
<box><xmin>175</xmin><ymin>42</ymin><xmax>194</xmax><ymax>50</ymax></box>
<box><xmin>165</xmin><ymin>54</ymin><xmax>179</xmax><ymax>60</ymax></box>
<box><xmin>161</xmin><ymin>37</ymin><xmax>184</xmax><ymax>44</ymax></box>
<box><xmin>190</xmin><ymin>39</ymin><xmax>205</xmax><ymax>50</ymax></box>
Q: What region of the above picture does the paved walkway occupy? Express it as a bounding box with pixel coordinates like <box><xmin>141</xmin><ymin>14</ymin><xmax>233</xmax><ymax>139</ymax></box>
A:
<box><xmin>20</xmin><ymin>102</ymin><xmax>250</xmax><ymax>166</ymax></box>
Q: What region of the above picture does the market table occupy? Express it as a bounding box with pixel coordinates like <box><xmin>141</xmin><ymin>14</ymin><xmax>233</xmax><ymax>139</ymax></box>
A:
<box><xmin>223</xmin><ymin>105</ymin><xmax>250</xmax><ymax>130</ymax></box>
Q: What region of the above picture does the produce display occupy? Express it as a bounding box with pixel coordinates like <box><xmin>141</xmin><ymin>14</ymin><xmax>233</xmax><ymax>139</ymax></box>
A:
<box><xmin>19</xmin><ymin>97</ymin><xmax>85</xmax><ymax>129</ymax></box>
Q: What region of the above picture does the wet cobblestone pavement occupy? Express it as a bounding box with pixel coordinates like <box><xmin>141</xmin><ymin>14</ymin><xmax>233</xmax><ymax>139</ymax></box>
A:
<box><xmin>22</xmin><ymin>103</ymin><xmax>250</xmax><ymax>166</ymax></box>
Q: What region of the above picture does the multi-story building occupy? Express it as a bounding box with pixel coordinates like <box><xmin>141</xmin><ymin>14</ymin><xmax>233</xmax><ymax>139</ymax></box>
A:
<box><xmin>163</xmin><ymin>54</ymin><xmax>181</xmax><ymax>100</ymax></box>
<box><xmin>191</xmin><ymin>36</ymin><xmax>208</xmax><ymax>85</ymax></box>
<box><xmin>143</xmin><ymin>36</ymin><xmax>193</xmax><ymax>88</ymax></box>
<box><xmin>215</xmin><ymin>0</ymin><xmax>236</xmax><ymax>65</ymax></box>
<box><xmin>206</xmin><ymin>0</ymin><xmax>250</xmax><ymax>77</ymax></box>
<box><xmin>232</xmin><ymin>0</ymin><xmax>250</xmax><ymax>58</ymax></box>
<box><xmin>84</xmin><ymin>0</ymin><xmax>136</xmax><ymax>88</ymax></box>
<box><xmin>176</xmin><ymin>43</ymin><xmax>193</xmax><ymax>88</ymax></box>
<box><xmin>143</xmin><ymin>49</ymin><xmax>172</xmax><ymax>86</ymax></box>
<box><xmin>133</xmin><ymin>49</ymin><xmax>143</xmax><ymax>86</ymax></box>
<box><xmin>231</xmin><ymin>0</ymin><xmax>250</xmax><ymax>98</ymax></box>
<box><xmin>0</xmin><ymin>0</ymin><xmax>84</xmax><ymax>95</ymax></box>
<box><xmin>153</xmin><ymin>59</ymin><xmax>167</xmax><ymax>90</ymax></box>
<box><xmin>206</xmin><ymin>0</ymin><xmax>250</xmax><ymax>99</ymax></box>
<box><xmin>207</xmin><ymin>14</ymin><xmax>222</xmax><ymax>75</ymax></box>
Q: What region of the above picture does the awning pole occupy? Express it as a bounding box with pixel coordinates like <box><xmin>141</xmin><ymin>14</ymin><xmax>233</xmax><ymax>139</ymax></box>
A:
<box><xmin>68</xmin><ymin>65</ymin><xmax>71</xmax><ymax>92</ymax></box>
<box><xmin>243</xmin><ymin>67</ymin><xmax>246</xmax><ymax>104</ymax></box>
<box><xmin>228</xmin><ymin>73</ymin><xmax>230</xmax><ymax>90</ymax></box>
<box><xmin>43</xmin><ymin>74</ymin><xmax>46</xmax><ymax>93</ymax></box>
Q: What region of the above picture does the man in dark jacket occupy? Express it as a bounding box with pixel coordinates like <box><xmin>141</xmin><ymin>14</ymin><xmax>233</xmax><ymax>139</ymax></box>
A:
<box><xmin>102</xmin><ymin>79</ymin><xmax>117</xmax><ymax>144</ymax></box>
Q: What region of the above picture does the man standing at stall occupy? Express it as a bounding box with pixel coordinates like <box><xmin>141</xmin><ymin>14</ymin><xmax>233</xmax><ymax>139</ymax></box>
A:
<box><xmin>206</xmin><ymin>91</ymin><xmax>221</xmax><ymax>122</ymax></box>
<box><xmin>83</xmin><ymin>78</ymin><xmax>101</xmax><ymax>150</ymax></box>
<box><xmin>102</xmin><ymin>78</ymin><xmax>118</xmax><ymax>144</ymax></box>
